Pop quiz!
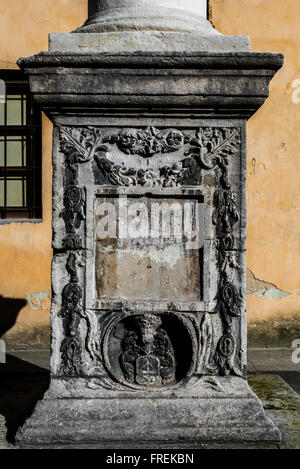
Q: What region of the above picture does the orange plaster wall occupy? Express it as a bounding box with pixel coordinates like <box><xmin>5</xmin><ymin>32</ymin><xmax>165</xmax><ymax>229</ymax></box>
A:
<box><xmin>0</xmin><ymin>0</ymin><xmax>299</xmax><ymax>346</ymax></box>
<box><xmin>0</xmin><ymin>0</ymin><xmax>87</xmax><ymax>343</ymax></box>
<box><xmin>211</xmin><ymin>0</ymin><xmax>300</xmax><ymax>323</ymax></box>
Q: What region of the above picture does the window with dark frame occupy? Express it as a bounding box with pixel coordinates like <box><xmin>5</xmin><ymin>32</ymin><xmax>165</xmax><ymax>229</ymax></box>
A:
<box><xmin>0</xmin><ymin>70</ymin><xmax>42</xmax><ymax>220</ymax></box>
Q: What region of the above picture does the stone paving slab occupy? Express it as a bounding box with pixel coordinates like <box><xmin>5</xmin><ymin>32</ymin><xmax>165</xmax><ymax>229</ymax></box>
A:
<box><xmin>248</xmin><ymin>374</ymin><xmax>300</xmax><ymax>449</ymax></box>
<box><xmin>248</xmin><ymin>348</ymin><xmax>299</xmax><ymax>373</ymax></box>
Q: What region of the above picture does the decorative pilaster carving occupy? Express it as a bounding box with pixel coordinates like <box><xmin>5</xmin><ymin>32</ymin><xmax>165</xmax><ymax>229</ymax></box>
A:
<box><xmin>210</xmin><ymin>131</ymin><xmax>242</xmax><ymax>376</ymax></box>
<box><xmin>61</xmin><ymin>186</ymin><xmax>85</xmax><ymax>250</ymax></box>
<box><xmin>181</xmin><ymin>127</ymin><xmax>242</xmax><ymax>376</ymax></box>
<box><xmin>59</xmin><ymin>253</ymin><xmax>84</xmax><ymax>376</ymax></box>
<box><xmin>59</xmin><ymin>253</ymin><xmax>100</xmax><ymax>376</ymax></box>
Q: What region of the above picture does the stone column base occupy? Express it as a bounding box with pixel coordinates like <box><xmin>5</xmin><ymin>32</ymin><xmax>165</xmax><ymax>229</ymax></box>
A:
<box><xmin>16</xmin><ymin>377</ymin><xmax>281</xmax><ymax>448</ymax></box>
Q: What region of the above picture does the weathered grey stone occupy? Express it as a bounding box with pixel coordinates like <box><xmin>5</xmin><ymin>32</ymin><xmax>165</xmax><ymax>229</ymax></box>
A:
<box><xmin>50</xmin><ymin>0</ymin><xmax>248</xmax><ymax>54</ymax></box>
<box><xmin>17</xmin><ymin>377</ymin><xmax>280</xmax><ymax>447</ymax></box>
<box><xmin>17</xmin><ymin>52</ymin><xmax>282</xmax><ymax>118</ymax></box>
<box><xmin>16</xmin><ymin>1</ymin><xmax>284</xmax><ymax>449</ymax></box>
<box><xmin>49</xmin><ymin>32</ymin><xmax>250</xmax><ymax>53</ymax></box>
<box><xmin>76</xmin><ymin>0</ymin><xmax>212</xmax><ymax>35</ymax></box>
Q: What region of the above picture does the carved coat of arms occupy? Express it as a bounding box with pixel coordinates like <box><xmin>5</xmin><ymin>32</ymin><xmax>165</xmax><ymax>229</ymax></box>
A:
<box><xmin>119</xmin><ymin>314</ymin><xmax>176</xmax><ymax>386</ymax></box>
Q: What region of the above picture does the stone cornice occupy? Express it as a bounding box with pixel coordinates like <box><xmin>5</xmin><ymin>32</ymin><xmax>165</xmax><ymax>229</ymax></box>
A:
<box><xmin>18</xmin><ymin>51</ymin><xmax>284</xmax><ymax>70</ymax></box>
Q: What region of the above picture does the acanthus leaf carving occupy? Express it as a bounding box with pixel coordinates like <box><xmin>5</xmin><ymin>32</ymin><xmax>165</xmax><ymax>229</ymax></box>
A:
<box><xmin>59</xmin><ymin>127</ymin><xmax>108</xmax><ymax>223</ymax></box>
<box><xmin>185</xmin><ymin>127</ymin><xmax>241</xmax><ymax>189</ymax></box>
<box><xmin>59</xmin><ymin>126</ymin><xmax>105</xmax><ymax>170</ymax></box>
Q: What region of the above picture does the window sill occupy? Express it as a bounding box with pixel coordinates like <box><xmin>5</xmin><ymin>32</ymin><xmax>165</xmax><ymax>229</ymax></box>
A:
<box><xmin>0</xmin><ymin>218</ymin><xmax>43</xmax><ymax>225</ymax></box>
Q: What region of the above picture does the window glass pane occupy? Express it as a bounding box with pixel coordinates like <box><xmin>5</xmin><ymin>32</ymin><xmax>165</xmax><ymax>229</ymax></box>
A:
<box><xmin>7</xmin><ymin>97</ymin><xmax>21</xmax><ymax>125</ymax></box>
<box><xmin>0</xmin><ymin>76</ymin><xmax>41</xmax><ymax>219</ymax></box>
<box><xmin>6</xmin><ymin>177</ymin><xmax>26</xmax><ymax>207</ymax></box>
<box><xmin>0</xmin><ymin>137</ymin><xmax>26</xmax><ymax>167</ymax></box>
<box><xmin>7</xmin><ymin>137</ymin><xmax>26</xmax><ymax>166</ymax></box>
<box><xmin>6</xmin><ymin>95</ymin><xmax>26</xmax><ymax>125</ymax></box>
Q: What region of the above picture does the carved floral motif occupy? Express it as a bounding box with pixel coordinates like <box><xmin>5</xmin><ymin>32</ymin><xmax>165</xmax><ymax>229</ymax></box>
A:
<box><xmin>59</xmin><ymin>125</ymin><xmax>241</xmax><ymax>190</ymax></box>
<box><xmin>108</xmin><ymin>127</ymin><xmax>189</xmax><ymax>157</ymax></box>
<box><xmin>59</xmin><ymin>126</ymin><xmax>104</xmax><ymax>181</ymax></box>
<box><xmin>184</xmin><ymin>127</ymin><xmax>240</xmax><ymax>188</ymax></box>
<box><xmin>95</xmin><ymin>157</ymin><xmax>188</xmax><ymax>188</ymax></box>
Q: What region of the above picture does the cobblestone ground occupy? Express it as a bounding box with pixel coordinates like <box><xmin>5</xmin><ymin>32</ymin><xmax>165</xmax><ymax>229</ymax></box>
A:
<box><xmin>0</xmin><ymin>349</ymin><xmax>299</xmax><ymax>449</ymax></box>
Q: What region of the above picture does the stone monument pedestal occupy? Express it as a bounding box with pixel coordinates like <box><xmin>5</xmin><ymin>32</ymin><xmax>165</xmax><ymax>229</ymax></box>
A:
<box><xmin>17</xmin><ymin>377</ymin><xmax>280</xmax><ymax>448</ymax></box>
<box><xmin>16</xmin><ymin>2</ymin><xmax>283</xmax><ymax>448</ymax></box>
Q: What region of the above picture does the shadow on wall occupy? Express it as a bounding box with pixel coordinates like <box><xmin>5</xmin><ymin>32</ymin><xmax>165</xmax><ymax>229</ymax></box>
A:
<box><xmin>0</xmin><ymin>296</ymin><xmax>27</xmax><ymax>338</ymax></box>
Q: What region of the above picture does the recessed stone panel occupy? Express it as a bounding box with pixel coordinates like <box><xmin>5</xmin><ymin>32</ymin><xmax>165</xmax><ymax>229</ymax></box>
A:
<box><xmin>94</xmin><ymin>195</ymin><xmax>203</xmax><ymax>302</ymax></box>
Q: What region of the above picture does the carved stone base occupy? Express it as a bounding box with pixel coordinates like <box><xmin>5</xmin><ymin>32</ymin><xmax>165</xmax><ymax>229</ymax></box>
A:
<box><xmin>16</xmin><ymin>377</ymin><xmax>281</xmax><ymax>448</ymax></box>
